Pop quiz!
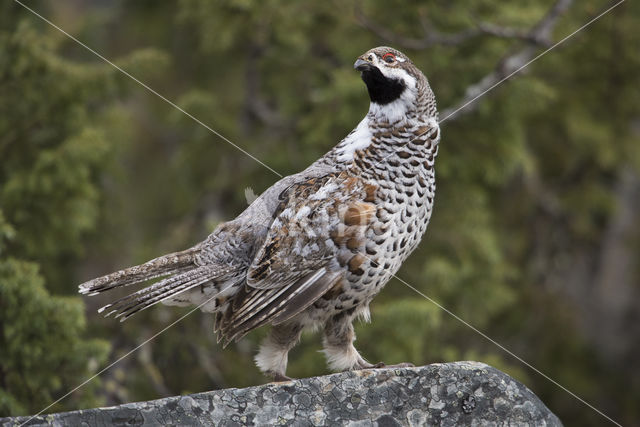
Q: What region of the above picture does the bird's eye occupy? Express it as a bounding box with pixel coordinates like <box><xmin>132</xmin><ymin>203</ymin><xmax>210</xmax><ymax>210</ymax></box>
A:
<box><xmin>382</xmin><ymin>53</ymin><xmax>396</xmax><ymax>63</ymax></box>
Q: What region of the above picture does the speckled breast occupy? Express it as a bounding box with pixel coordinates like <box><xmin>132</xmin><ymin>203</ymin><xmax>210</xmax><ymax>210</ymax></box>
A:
<box><xmin>306</xmin><ymin>130</ymin><xmax>439</xmax><ymax>324</ymax></box>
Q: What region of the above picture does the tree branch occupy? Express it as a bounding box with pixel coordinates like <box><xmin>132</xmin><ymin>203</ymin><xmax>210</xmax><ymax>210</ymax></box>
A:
<box><xmin>440</xmin><ymin>0</ymin><xmax>574</xmax><ymax>120</ymax></box>
<box><xmin>355</xmin><ymin>5</ymin><xmax>555</xmax><ymax>50</ymax></box>
<box><xmin>356</xmin><ymin>0</ymin><xmax>575</xmax><ymax>121</ymax></box>
<box><xmin>529</xmin><ymin>0</ymin><xmax>574</xmax><ymax>44</ymax></box>
<box><xmin>355</xmin><ymin>11</ymin><xmax>477</xmax><ymax>49</ymax></box>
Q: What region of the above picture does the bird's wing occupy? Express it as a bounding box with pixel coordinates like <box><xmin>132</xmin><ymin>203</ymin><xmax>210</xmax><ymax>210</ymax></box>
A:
<box><xmin>247</xmin><ymin>171</ymin><xmax>379</xmax><ymax>289</ymax></box>
<box><xmin>247</xmin><ymin>174</ymin><xmax>342</xmax><ymax>289</ymax></box>
<box><xmin>217</xmin><ymin>172</ymin><xmax>379</xmax><ymax>343</ymax></box>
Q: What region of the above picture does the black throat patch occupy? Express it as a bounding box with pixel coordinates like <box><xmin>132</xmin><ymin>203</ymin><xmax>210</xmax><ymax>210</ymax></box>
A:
<box><xmin>360</xmin><ymin>67</ymin><xmax>406</xmax><ymax>105</ymax></box>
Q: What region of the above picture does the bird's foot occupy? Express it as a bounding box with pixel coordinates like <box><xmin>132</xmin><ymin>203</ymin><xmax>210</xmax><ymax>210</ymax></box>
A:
<box><xmin>269</xmin><ymin>371</ymin><xmax>293</xmax><ymax>382</ymax></box>
<box><xmin>371</xmin><ymin>362</ymin><xmax>415</xmax><ymax>369</ymax></box>
<box><xmin>356</xmin><ymin>361</ymin><xmax>415</xmax><ymax>370</ymax></box>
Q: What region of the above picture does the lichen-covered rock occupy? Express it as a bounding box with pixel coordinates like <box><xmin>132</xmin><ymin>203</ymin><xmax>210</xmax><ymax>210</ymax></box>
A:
<box><xmin>1</xmin><ymin>361</ymin><xmax>562</xmax><ymax>426</ymax></box>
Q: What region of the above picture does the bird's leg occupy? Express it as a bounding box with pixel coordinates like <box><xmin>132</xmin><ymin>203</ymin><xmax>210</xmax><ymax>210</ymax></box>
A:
<box><xmin>254</xmin><ymin>322</ymin><xmax>303</xmax><ymax>382</ymax></box>
<box><xmin>322</xmin><ymin>312</ymin><xmax>415</xmax><ymax>371</ymax></box>
<box><xmin>322</xmin><ymin>312</ymin><xmax>373</xmax><ymax>371</ymax></box>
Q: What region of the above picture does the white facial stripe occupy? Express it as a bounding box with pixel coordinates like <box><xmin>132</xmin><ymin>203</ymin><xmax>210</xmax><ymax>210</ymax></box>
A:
<box><xmin>379</xmin><ymin>67</ymin><xmax>416</xmax><ymax>89</ymax></box>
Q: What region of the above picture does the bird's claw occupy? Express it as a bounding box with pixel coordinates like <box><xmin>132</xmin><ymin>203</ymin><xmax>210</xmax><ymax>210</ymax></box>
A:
<box><xmin>271</xmin><ymin>372</ymin><xmax>293</xmax><ymax>382</ymax></box>
<box><xmin>368</xmin><ymin>362</ymin><xmax>415</xmax><ymax>369</ymax></box>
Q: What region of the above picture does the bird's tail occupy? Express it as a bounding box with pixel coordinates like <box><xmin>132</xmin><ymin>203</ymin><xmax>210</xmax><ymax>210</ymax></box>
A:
<box><xmin>79</xmin><ymin>244</ymin><xmax>238</xmax><ymax>322</ymax></box>
<box><xmin>78</xmin><ymin>245</ymin><xmax>202</xmax><ymax>295</ymax></box>
<box><xmin>97</xmin><ymin>264</ymin><xmax>235</xmax><ymax>322</ymax></box>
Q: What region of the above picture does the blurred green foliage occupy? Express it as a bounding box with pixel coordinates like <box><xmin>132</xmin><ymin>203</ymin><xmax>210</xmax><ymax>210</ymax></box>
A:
<box><xmin>1</xmin><ymin>1</ymin><xmax>639</xmax><ymax>425</ymax></box>
<box><xmin>0</xmin><ymin>17</ymin><xmax>118</xmax><ymax>415</ymax></box>
<box><xmin>0</xmin><ymin>247</ymin><xmax>110</xmax><ymax>415</ymax></box>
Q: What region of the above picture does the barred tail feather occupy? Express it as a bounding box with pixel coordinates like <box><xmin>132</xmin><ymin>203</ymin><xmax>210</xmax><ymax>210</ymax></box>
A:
<box><xmin>78</xmin><ymin>245</ymin><xmax>201</xmax><ymax>295</ymax></box>
<box><xmin>98</xmin><ymin>264</ymin><xmax>232</xmax><ymax>322</ymax></box>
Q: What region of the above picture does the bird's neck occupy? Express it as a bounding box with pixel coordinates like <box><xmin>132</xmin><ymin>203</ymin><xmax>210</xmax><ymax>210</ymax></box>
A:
<box><xmin>367</xmin><ymin>83</ymin><xmax>437</xmax><ymax>123</ymax></box>
<box><xmin>331</xmin><ymin>109</ymin><xmax>439</xmax><ymax>178</ymax></box>
<box><xmin>367</xmin><ymin>98</ymin><xmax>415</xmax><ymax>124</ymax></box>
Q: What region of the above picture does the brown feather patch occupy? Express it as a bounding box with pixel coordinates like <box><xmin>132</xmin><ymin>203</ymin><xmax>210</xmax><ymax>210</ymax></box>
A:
<box><xmin>346</xmin><ymin>237</ymin><xmax>361</xmax><ymax>250</ymax></box>
<box><xmin>343</xmin><ymin>201</ymin><xmax>375</xmax><ymax>226</ymax></box>
<box><xmin>348</xmin><ymin>254</ymin><xmax>366</xmax><ymax>275</ymax></box>
<box><xmin>363</xmin><ymin>184</ymin><xmax>377</xmax><ymax>202</ymax></box>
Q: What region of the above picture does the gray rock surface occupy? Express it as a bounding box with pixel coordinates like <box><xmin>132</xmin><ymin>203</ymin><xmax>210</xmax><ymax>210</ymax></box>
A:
<box><xmin>2</xmin><ymin>361</ymin><xmax>562</xmax><ymax>426</ymax></box>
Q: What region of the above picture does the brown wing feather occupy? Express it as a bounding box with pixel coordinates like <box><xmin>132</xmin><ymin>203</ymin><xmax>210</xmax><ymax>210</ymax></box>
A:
<box><xmin>219</xmin><ymin>269</ymin><xmax>334</xmax><ymax>344</ymax></box>
<box><xmin>246</xmin><ymin>172</ymin><xmax>379</xmax><ymax>292</ymax></box>
<box><xmin>271</xmin><ymin>272</ymin><xmax>341</xmax><ymax>325</ymax></box>
<box><xmin>214</xmin><ymin>172</ymin><xmax>378</xmax><ymax>343</ymax></box>
<box><xmin>246</xmin><ymin>174</ymin><xmax>339</xmax><ymax>290</ymax></box>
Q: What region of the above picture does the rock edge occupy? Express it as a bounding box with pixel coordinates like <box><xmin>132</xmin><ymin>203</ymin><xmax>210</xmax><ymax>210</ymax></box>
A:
<box><xmin>1</xmin><ymin>361</ymin><xmax>562</xmax><ymax>426</ymax></box>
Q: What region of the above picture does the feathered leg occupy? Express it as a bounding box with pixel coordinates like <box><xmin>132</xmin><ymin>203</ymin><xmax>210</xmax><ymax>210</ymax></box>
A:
<box><xmin>322</xmin><ymin>312</ymin><xmax>372</xmax><ymax>371</ymax></box>
<box><xmin>322</xmin><ymin>312</ymin><xmax>414</xmax><ymax>371</ymax></box>
<box><xmin>254</xmin><ymin>322</ymin><xmax>303</xmax><ymax>381</ymax></box>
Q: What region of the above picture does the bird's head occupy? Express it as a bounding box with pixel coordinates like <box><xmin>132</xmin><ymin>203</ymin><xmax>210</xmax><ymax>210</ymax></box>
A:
<box><xmin>354</xmin><ymin>47</ymin><xmax>436</xmax><ymax>122</ymax></box>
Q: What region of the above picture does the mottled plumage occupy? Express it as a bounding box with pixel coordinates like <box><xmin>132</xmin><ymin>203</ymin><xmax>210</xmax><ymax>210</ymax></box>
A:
<box><xmin>80</xmin><ymin>47</ymin><xmax>440</xmax><ymax>380</ymax></box>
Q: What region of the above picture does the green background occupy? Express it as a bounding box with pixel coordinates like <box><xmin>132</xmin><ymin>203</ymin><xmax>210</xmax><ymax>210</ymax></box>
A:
<box><xmin>1</xmin><ymin>1</ymin><xmax>638</xmax><ymax>425</ymax></box>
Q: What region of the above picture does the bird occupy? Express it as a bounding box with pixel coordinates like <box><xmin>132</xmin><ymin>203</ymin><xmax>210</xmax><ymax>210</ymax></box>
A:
<box><xmin>79</xmin><ymin>46</ymin><xmax>440</xmax><ymax>381</ymax></box>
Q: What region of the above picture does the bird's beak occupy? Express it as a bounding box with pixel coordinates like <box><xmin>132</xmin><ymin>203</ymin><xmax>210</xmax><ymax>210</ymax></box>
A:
<box><xmin>354</xmin><ymin>58</ymin><xmax>373</xmax><ymax>72</ymax></box>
